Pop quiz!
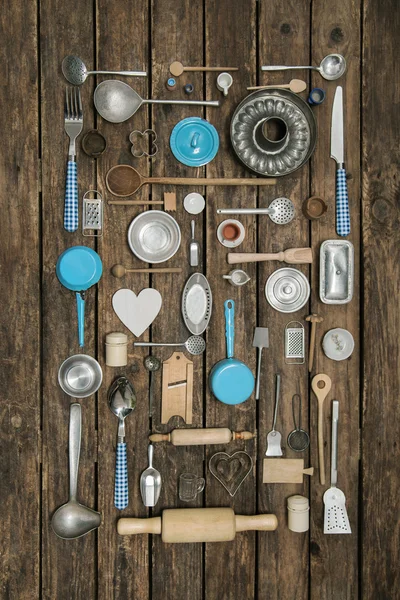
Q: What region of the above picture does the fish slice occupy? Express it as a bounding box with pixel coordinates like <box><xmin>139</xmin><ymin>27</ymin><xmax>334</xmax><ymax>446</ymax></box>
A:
<box><xmin>140</xmin><ymin>445</ymin><xmax>162</xmax><ymax>507</ymax></box>
<box><xmin>323</xmin><ymin>400</ymin><xmax>351</xmax><ymax>534</ymax></box>
<box><xmin>252</xmin><ymin>327</ymin><xmax>269</xmax><ymax>400</ymax></box>
<box><xmin>265</xmin><ymin>374</ymin><xmax>282</xmax><ymax>456</ymax></box>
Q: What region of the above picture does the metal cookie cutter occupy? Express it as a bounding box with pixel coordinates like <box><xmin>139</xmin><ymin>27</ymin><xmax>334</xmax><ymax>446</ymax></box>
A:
<box><xmin>129</xmin><ymin>129</ymin><xmax>158</xmax><ymax>158</ymax></box>
<box><xmin>82</xmin><ymin>190</ymin><xmax>103</xmax><ymax>237</ymax></box>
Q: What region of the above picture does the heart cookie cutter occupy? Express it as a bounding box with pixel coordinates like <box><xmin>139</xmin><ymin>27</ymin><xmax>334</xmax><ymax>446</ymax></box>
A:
<box><xmin>209</xmin><ymin>451</ymin><xmax>253</xmax><ymax>497</ymax></box>
<box><xmin>129</xmin><ymin>129</ymin><xmax>158</xmax><ymax>158</ymax></box>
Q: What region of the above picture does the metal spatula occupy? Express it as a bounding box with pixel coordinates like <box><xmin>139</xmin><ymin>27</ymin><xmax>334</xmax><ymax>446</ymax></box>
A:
<box><xmin>323</xmin><ymin>400</ymin><xmax>351</xmax><ymax>534</ymax></box>
<box><xmin>265</xmin><ymin>374</ymin><xmax>282</xmax><ymax>456</ymax></box>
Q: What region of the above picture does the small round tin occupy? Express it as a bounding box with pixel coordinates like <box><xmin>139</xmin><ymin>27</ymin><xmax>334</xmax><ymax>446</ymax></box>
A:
<box><xmin>322</xmin><ymin>328</ymin><xmax>354</xmax><ymax>361</ymax></box>
<box><xmin>265</xmin><ymin>268</ymin><xmax>310</xmax><ymax>313</ymax></box>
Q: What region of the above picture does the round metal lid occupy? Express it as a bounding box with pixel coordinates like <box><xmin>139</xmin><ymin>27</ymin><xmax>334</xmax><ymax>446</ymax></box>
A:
<box><xmin>170</xmin><ymin>117</ymin><xmax>219</xmax><ymax>167</ymax></box>
<box><xmin>265</xmin><ymin>268</ymin><xmax>310</xmax><ymax>313</ymax></box>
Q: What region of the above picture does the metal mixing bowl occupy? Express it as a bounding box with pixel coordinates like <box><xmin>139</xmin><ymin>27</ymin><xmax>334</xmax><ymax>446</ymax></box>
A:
<box><xmin>58</xmin><ymin>354</ymin><xmax>103</xmax><ymax>398</ymax></box>
<box><xmin>127</xmin><ymin>210</ymin><xmax>181</xmax><ymax>264</ymax></box>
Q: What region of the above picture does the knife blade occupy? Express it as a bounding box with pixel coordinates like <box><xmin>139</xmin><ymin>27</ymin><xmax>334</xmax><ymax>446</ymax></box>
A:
<box><xmin>331</xmin><ymin>86</ymin><xmax>350</xmax><ymax>236</ymax></box>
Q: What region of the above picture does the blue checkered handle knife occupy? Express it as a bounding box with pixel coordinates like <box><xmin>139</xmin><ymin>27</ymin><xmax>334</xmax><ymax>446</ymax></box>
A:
<box><xmin>64</xmin><ymin>160</ymin><xmax>78</xmax><ymax>232</ymax></box>
<box><xmin>115</xmin><ymin>442</ymin><xmax>128</xmax><ymax>510</ymax></box>
<box><xmin>336</xmin><ymin>167</ymin><xmax>350</xmax><ymax>237</ymax></box>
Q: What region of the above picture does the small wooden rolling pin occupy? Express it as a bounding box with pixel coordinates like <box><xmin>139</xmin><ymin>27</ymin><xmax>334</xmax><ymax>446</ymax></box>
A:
<box><xmin>149</xmin><ymin>428</ymin><xmax>255</xmax><ymax>446</ymax></box>
<box><xmin>118</xmin><ymin>508</ymin><xmax>278</xmax><ymax>543</ymax></box>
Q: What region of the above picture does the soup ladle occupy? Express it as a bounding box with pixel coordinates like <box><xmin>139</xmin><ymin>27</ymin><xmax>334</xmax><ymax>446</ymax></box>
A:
<box><xmin>261</xmin><ymin>54</ymin><xmax>346</xmax><ymax>81</ymax></box>
<box><xmin>52</xmin><ymin>404</ymin><xmax>101</xmax><ymax>539</ymax></box>
<box><xmin>62</xmin><ymin>55</ymin><xmax>146</xmax><ymax>85</ymax></box>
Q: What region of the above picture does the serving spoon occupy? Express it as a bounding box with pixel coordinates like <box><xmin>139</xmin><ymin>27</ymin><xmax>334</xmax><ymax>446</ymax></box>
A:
<box><xmin>261</xmin><ymin>54</ymin><xmax>346</xmax><ymax>81</ymax></box>
<box><xmin>62</xmin><ymin>55</ymin><xmax>147</xmax><ymax>85</ymax></box>
<box><xmin>52</xmin><ymin>404</ymin><xmax>101</xmax><ymax>539</ymax></box>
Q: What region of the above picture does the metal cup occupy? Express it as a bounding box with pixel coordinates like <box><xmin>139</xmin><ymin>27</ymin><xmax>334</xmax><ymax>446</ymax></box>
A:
<box><xmin>179</xmin><ymin>472</ymin><xmax>205</xmax><ymax>502</ymax></box>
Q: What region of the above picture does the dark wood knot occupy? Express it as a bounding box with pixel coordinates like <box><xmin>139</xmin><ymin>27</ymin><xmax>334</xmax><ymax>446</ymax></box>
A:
<box><xmin>280</xmin><ymin>23</ymin><xmax>291</xmax><ymax>35</ymax></box>
<box><xmin>330</xmin><ymin>27</ymin><xmax>344</xmax><ymax>43</ymax></box>
<box><xmin>371</xmin><ymin>198</ymin><xmax>396</xmax><ymax>225</ymax></box>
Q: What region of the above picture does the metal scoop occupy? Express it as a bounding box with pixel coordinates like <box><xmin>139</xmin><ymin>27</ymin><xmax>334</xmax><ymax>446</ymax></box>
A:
<box><xmin>189</xmin><ymin>220</ymin><xmax>200</xmax><ymax>267</ymax></box>
<box><xmin>134</xmin><ymin>335</ymin><xmax>206</xmax><ymax>356</ymax></box>
<box><xmin>261</xmin><ymin>53</ymin><xmax>346</xmax><ymax>81</ymax></box>
<box><xmin>265</xmin><ymin>374</ymin><xmax>283</xmax><ymax>456</ymax></box>
<box><xmin>52</xmin><ymin>404</ymin><xmax>101</xmax><ymax>539</ymax></box>
<box><xmin>217</xmin><ymin>197</ymin><xmax>295</xmax><ymax>225</ymax></box>
<box><xmin>94</xmin><ymin>80</ymin><xmax>219</xmax><ymax>123</ymax></box>
<box><xmin>62</xmin><ymin>55</ymin><xmax>147</xmax><ymax>85</ymax></box>
<box><xmin>140</xmin><ymin>445</ymin><xmax>162</xmax><ymax>507</ymax></box>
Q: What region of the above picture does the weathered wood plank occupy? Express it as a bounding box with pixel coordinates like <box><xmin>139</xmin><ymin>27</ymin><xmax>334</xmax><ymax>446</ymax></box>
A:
<box><xmin>150</xmin><ymin>1</ymin><xmax>205</xmax><ymax>598</ymax></box>
<box><xmin>362</xmin><ymin>0</ymin><xmax>400</xmax><ymax>597</ymax></box>
<box><xmin>96</xmin><ymin>0</ymin><xmax>150</xmax><ymax>599</ymax></box>
<box><xmin>257</xmin><ymin>3</ymin><xmax>311</xmax><ymax>599</ymax></box>
<box><xmin>309</xmin><ymin>2</ymin><xmax>361</xmax><ymax>598</ymax></box>
<box><xmin>0</xmin><ymin>1</ymin><xmax>40</xmax><ymax>598</ymax></box>
<box><xmin>204</xmin><ymin>2</ymin><xmax>258</xmax><ymax>599</ymax></box>
<box><xmin>40</xmin><ymin>0</ymin><xmax>97</xmax><ymax>597</ymax></box>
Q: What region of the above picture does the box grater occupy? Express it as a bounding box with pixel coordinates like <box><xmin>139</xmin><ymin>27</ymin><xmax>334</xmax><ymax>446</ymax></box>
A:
<box><xmin>82</xmin><ymin>190</ymin><xmax>103</xmax><ymax>237</ymax></box>
<box><xmin>285</xmin><ymin>321</ymin><xmax>305</xmax><ymax>365</ymax></box>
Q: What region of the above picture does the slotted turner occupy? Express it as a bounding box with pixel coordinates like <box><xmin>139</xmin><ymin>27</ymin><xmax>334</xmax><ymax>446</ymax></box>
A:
<box><xmin>265</xmin><ymin>374</ymin><xmax>282</xmax><ymax>456</ymax></box>
<box><xmin>323</xmin><ymin>400</ymin><xmax>351</xmax><ymax>534</ymax></box>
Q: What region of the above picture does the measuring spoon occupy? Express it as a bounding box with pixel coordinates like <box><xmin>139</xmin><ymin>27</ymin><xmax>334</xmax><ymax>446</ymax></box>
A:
<box><xmin>311</xmin><ymin>373</ymin><xmax>332</xmax><ymax>484</ymax></box>
<box><xmin>261</xmin><ymin>54</ymin><xmax>346</xmax><ymax>81</ymax></box>
<box><xmin>52</xmin><ymin>404</ymin><xmax>101</xmax><ymax>539</ymax></box>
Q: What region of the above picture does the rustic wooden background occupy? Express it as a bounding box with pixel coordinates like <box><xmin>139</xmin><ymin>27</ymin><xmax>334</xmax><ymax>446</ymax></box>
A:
<box><xmin>1</xmin><ymin>0</ymin><xmax>398</xmax><ymax>598</ymax></box>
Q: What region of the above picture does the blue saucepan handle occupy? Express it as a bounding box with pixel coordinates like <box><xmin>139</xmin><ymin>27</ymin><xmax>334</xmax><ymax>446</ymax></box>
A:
<box><xmin>76</xmin><ymin>292</ymin><xmax>85</xmax><ymax>347</ymax></box>
<box><xmin>224</xmin><ymin>299</ymin><xmax>235</xmax><ymax>359</ymax></box>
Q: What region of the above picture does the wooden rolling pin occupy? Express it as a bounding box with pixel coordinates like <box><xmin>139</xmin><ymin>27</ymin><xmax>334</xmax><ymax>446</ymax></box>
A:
<box><xmin>149</xmin><ymin>428</ymin><xmax>255</xmax><ymax>446</ymax></box>
<box><xmin>227</xmin><ymin>248</ymin><xmax>313</xmax><ymax>265</ymax></box>
<box><xmin>118</xmin><ymin>508</ymin><xmax>278</xmax><ymax>542</ymax></box>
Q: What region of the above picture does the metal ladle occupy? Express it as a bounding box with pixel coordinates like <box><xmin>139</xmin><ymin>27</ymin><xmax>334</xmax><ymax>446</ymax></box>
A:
<box><xmin>62</xmin><ymin>55</ymin><xmax>147</xmax><ymax>85</ymax></box>
<box><xmin>108</xmin><ymin>376</ymin><xmax>136</xmax><ymax>510</ymax></box>
<box><xmin>134</xmin><ymin>335</ymin><xmax>206</xmax><ymax>356</ymax></box>
<box><xmin>261</xmin><ymin>53</ymin><xmax>346</xmax><ymax>81</ymax></box>
<box><xmin>217</xmin><ymin>197</ymin><xmax>295</xmax><ymax>225</ymax></box>
<box><xmin>52</xmin><ymin>404</ymin><xmax>101</xmax><ymax>539</ymax></box>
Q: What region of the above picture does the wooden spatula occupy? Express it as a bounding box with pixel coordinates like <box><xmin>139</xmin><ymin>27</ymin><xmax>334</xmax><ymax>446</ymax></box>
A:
<box><xmin>227</xmin><ymin>248</ymin><xmax>313</xmax><ymax>265</ymax></box>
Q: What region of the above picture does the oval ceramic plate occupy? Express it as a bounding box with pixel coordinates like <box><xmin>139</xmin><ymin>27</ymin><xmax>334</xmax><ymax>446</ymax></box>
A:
<box><xmin>181</xmin><ymin>273</ymin><xmax>212</xmax><ymax>335</ymax></box>
<box><xmin>128</xmin><ymin>210</ymin><xmax>181</xmax><ymax>264</ymax></box>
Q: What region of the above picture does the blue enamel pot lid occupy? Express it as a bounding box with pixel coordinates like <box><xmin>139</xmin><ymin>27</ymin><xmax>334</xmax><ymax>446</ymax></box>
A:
<box><xmin>56</xmin><ymin>246</ymin><xmax>103</xmax><ymax>291</ymax></box>
<box><xmin>170</xmin><ymin>117</ymin><xmax>219</xmax><ymax>167</ymax></box>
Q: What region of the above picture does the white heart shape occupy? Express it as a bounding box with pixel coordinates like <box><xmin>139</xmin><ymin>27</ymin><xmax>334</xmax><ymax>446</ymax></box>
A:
<box><xmin>112</xmin><ymin>288</ymin><xmax>162</xmax><ymax>337</ymax></box>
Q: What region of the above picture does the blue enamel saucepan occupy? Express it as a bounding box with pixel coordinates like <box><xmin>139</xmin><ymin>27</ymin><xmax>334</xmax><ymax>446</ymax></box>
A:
<box><xmin>56</xmin><ymin>246</ymin><xmax>103</xmax><ymax>347</ymax></box>
<box><xmin>209</xmin><ymin>299</ymin><xmax>254</xmax><ymax>405</ymax></box>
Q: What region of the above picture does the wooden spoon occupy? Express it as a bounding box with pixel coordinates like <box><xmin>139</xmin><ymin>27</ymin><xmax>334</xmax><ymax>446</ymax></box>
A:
<box><xmin>247</xmin><ymin>79</ymin><xmax>307</xmax><ymax>93</ymax></box>
<box><xmin>106</xmin><ymin>165</ymin><xmax>277</xmax><ymax>198</ymax></box>
<box><xmin>311</xmin><ymin>374</ymin><xmax>332</xmax><ymax>485</ymax></box>
<box><xmin>170</xmin><ymin>61</ymin><xmax>239</xmax><ymax>77</ymax></box>
<box><xmin>111</xmin><ymin>264</ymin><xmax>182</xmax><ymax>278</ymax></box>
<box><xmin>227</xmin><ymin>248</ymin><xmax>313</xmax><ymax>265</ymax></box>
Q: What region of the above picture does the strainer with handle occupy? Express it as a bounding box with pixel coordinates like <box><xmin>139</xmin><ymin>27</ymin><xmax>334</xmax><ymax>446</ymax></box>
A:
<box><xmin>217</xmin><ymin>197</ymin><xmax>295</xmax><ymax>225</ymax></box>
<box><xmin>287</xmin><ymin>394</ymin><xmax>310</xmax><ymax>452</ymax></box>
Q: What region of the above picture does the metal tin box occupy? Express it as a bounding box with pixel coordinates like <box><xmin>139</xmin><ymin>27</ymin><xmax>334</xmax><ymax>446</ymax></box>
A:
<box><xmin>319</xmin><ymin>240</ymin><xmax>354</xmax><ymax>304</ymax></box>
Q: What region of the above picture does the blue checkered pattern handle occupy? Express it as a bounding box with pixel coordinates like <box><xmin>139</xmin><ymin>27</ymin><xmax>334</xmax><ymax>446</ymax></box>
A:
<box><xmin>335</xmin><ymin>167</ymin><xmax>350</xmax><ymax>237</ymax></box>
<box><xmin>64</xmin><ymin>161</ymin><xmax>78</xmax><ymax>232</ymax></box>
<box><xmin>115</xmin><ymin>442</ymin><xmax>128</xmax><ymax>510</ymax></box>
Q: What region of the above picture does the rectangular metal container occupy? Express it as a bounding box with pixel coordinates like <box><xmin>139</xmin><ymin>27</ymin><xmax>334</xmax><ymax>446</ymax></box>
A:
<box><xmin>319</xmin><ymin>240</ymin><xmax>354</xmax><ymax>304</ymax></box>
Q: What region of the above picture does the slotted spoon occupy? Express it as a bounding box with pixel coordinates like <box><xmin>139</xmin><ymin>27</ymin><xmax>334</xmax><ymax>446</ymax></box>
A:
<box><xmin>62</xmin><ymin>55</ymin><xmax>146</xmax><ymax>85</ymax></box>
<box><xmin>134</xmin><ymin>335</ymin><xmax>206</xmax><ymax>356</ymax></box>
<box><xmin>217</xmin><ymin>197</ymin><xmax>295</xmax><ymax>225</ymax></box>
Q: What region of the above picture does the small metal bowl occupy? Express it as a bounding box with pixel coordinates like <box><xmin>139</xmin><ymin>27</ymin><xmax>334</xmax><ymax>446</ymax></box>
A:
<box><xmin>58</xmin><ymin>354</ymin><xmax>103</xmax><ymax>398</ymax></box>
<box><xmin>128</xmin><ymin>210</ymin><xmax>181</xmax><ymax>264</ymax></box>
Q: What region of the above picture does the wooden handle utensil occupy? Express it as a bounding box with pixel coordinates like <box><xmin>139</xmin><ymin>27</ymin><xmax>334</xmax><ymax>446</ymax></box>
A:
<box><xmin>149</xmin><ymin>427</ymin><xmax>255</xmax><ymax>446</ymax></box>
<box><xmin>311</xmin><ymin>374</ymin><xmax>332</xmax><ymax>485</ymax></box>
<box><xmin>170</xmin><ymin>61</ymin><xmax>239</xmax><ymax>77</ymax></box>
<box><xmin>227</xmin><ymin>248</ymin><xmax>313</xmax><ymax>265</ymax></box>
<box><xmin>111</xmin><ymin>264</ymin><xmax>182</xmax><ymax>278</ymax></box>
<box><xmin>247</xmin><ymin>79</ymin><xmax>306</xmax><ymax>93</ymax></box>
<box><xmin>305</xmin><ymin>314</ymin><xmax>324</xmax><ymax>372</ymax></box>
<box><xmin>263</xmin><ymin>458</ymin><xmax>314</xmax><ymax>483</ymax></box>
<box><xmin>118</xmin><ymin>508</ymin><xmax>277</xmax><ymax>542</ymax></box>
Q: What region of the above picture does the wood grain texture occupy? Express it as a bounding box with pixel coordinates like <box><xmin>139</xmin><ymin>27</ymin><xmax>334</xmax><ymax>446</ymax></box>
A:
<box><xmin>204</xmin><ymin>1</ymin><xmax>258</xmax><ymax>599</ymax></box>
<box><xmin>150</xmin><ymin>1</ymin><xmax>205</xmax><ymax>598</ymax></box>
<box><xmin>257</xmin><ymin>2</ymin><xmax>311</xmax><ymax>599</ymax></box>
<box><xmin>362</xmin><ymin>0</ymin><xmax>400</xmax><ymax>598</ymax></box>
<box><xmin>96</xmin><ymin>0</ymin><xmax>150</xmax><ymax>598</ymax></box>
<box><xmin>309</xmin><ymin>1</ymin><xmax>361</xmax><ymax>598</ymax></box>
<box><xmin>39</xmin><ymin>0</ymin><xmax>97</xmax><ymax>598</ymax></box>
<box><xmin>0</xmin><ymin>1</ymin><xmax>40</xmax><ymax>598</ymax></box>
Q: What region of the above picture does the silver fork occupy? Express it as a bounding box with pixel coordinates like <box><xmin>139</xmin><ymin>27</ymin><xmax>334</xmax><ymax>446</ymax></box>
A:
<box><xmin>64</xmin><ymin>87</ymin><xmax>83</xmax><ymax>232</ymax></box>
